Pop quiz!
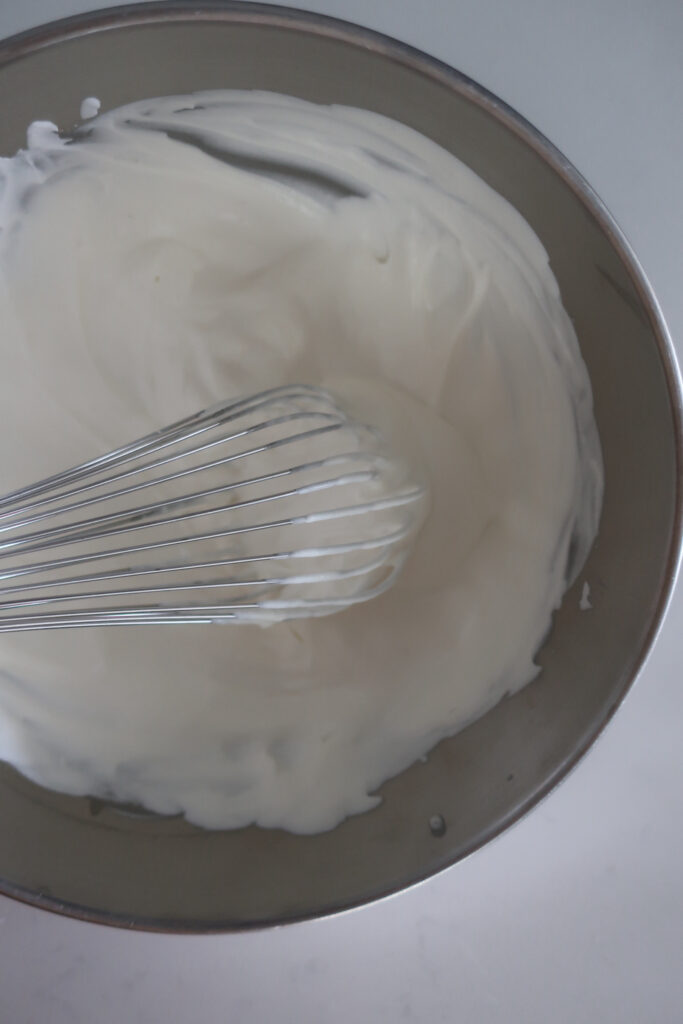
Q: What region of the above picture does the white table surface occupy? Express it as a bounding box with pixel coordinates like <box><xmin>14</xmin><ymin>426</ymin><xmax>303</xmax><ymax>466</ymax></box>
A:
<box><xmin>0</xmin><ymin>1</ymin><xmax>681</xmax><ymax>1021</ymax></box>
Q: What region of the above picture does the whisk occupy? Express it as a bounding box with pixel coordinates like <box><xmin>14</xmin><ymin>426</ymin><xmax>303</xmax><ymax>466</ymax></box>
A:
<box><xmin>0</xmin><ymin>385</ymin><xmax>428</xmax><ymax>631</ymax></box>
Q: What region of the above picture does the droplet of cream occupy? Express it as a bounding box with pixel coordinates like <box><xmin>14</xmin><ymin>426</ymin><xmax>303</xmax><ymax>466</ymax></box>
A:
<box><xmin>26</xmin><ymin>121</ymin><xmax>62</xmax><ymax>150</ymax></box>
<box><xmin>80</xmin><ymin>96</ymin><xmax>101</xmax><ymax>120</ymax></box>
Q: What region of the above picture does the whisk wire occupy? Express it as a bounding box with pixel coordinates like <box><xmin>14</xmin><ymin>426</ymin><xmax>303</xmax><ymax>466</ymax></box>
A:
<box><xmin>0</xmin><ymin>385</ymin><xmax>427</xmax><ymax>630</ymax></box>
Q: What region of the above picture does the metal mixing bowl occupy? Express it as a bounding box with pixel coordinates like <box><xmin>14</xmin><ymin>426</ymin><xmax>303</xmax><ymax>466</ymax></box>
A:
<box><xmin>0</xmin><ymin>1</ymin><xmax>680</xmax><ymax>932</ymax></box>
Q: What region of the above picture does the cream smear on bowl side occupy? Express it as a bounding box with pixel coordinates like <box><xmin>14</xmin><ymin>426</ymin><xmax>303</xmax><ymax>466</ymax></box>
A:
<box><xmin>0</xmin><ymin>92</ymin><xmax>602</xmax><ymax>832</ymax></box>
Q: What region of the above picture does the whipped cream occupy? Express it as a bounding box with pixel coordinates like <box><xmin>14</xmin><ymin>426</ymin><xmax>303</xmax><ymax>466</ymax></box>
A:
<box><xmin>0</xmin><ymin>92</ymin><xmax>602</xmax><ymax>832</ymax></box>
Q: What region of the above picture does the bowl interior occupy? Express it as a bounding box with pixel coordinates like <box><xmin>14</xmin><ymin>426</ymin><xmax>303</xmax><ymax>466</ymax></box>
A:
<box><xmin>0</xmin><ymin>5</ymin><xmax>679</xmax><ymax>930</ymax></box>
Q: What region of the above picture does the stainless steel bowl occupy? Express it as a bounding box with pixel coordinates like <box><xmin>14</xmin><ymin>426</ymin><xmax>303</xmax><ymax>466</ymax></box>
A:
<box><xmin>0</xmin><ymin>2</ymin><xmax>680</xmax><ymax>932</ymax></box>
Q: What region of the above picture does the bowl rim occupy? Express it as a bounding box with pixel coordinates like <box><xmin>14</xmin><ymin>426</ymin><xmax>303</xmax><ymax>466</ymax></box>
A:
<box><xmin>0</xmin><ymin>0</ymin><xmax>681</xmax><ymax>933</ymax></box>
